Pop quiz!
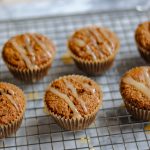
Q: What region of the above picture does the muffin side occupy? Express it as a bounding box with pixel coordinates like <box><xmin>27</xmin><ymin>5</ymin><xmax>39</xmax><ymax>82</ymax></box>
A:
<box><xmin>44</xmin><ymin>75</ymin><xmax>103</xmax><ymax>130</ymax></box>
<box><xmin>120</xmin><ymin>66</ymin><xmax>150</xmax><ymax>120</ymax></box>
<box><xmin>68</xmin><ymin>26</ymin><xmax>120</xmax><ymax>75</ymax></box>
<box><xmin>0</xmin><ymin>82</ymin><xmax>26</xmax><ymax>138</ymax></box>
<box><xmin>2</xmin><ymin>33</ymin><xmax>56</xmax><ymax>82</ymax></box>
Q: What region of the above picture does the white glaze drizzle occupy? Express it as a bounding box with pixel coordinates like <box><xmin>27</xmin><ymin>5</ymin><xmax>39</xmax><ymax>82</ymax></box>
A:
<box><xmin>82</xmin><ymin>83</ymin><xmax>96</xmax><ymax>94</ymax></box>
<box><xmin>143</xmin><ymin>68</ymin><xmax>150</xmax><ymax>88</ymax></box>
<box><xmin>24</xmin><ymin>34</ymin><xmax>35</xmax><ymax>62</ymax></box>
<box><xmin>86</xmin><ymin>45</ymin><xmax>97</xmax><ymax>60</ymax></box>
<box><xmin>74</xmin><ymin>38</ymin><xmax>85</xmax><ymax>47</ymax></box>
<box><xmin>73</xmin><ymin>79</ymin><xmax>100</xmax><ymax>103</ymax></box>
<box><xmin>74</xmin><ymin>38</ymin><xmax>97</xmax><ymax>60</ymax></box>
<box><xmin>89</xmin><ymin>27</ymin><xmax>113</xmax><ymax>55</ymax></box>
<box><xmin>123</xmin><ymin>77</ymin><xmax>150</xmax><ymax>99</ymax></box>
<box><xmin>74</xmin><ymin>79</ymin><xmax>96</xmax><ymax>94</ymax></box>
<box><xmin>49</xmin><ymin>87</ymin><xmax>81</xmax><ymax>118</ymax></box>
<box><xmin>99</xmin><ymin>28</ymin><xmax>114</xmax><ymax>54</ymax></box>
<box><xmin>31</xmin><ymin>34</ymin><xmax>52</xmax><ymax>58</ymax></box>
<box><xmin>82</xmin><ymin>83</ymin><xmax>100</xmax><ymax>103</ymax></box>
<box><xmin>0</xmin><ymin>89</ymin><xmax>19</xmax><ymax>111</ymax></box>
<box><xmin>24</xmin><ymin>34</ymin><xmax>39</xmax><ymax>69</ymax></box>
<box><xmin>74</xmin><ymin>78</ymin><xmax>97</xmax><ymax>95</ymax></box>
<box><xmin>88</xmin><ymin>28</ymin><xmax>106</xmax><ymax>57</ymax></box>
<box><xmin>103</xmin><ymin>42</ymin><xmax>113</xmax><ymax>55</ymax></box>
<box><xmin>7</xmin><ymin>89</ymin><xmax>14</xmax><ymax>95</ymax></box>
<box><xmin>90</xmin><ymin>36</ymin><xmax>104</xmax><ymax>58</ymax></box>
<box><xmin>63</xmin><ymin>79</ymin><xmax>88</xmax><ymax>113</ymax></box>
<box><xmin>11</xmin><ymin>39</ymin><xmax>35</xmax><ymax>70</ymax></box>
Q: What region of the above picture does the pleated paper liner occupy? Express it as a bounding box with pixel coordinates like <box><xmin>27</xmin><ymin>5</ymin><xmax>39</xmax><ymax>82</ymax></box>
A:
<box><xmin>136</xmin><ymin>42</ymin><xmax>150</xmax><ymax>63</ymax></box>
<box><xmin>44</xmin><ymin>75</ymin><xmax>103</xmax><ymax>131</ymax></box>
<box><xmin>0</xmin><ymin>103</ymin><xmax>26</xmax><ymax>139</ymax></box>
<box><xmin>44</xmin><ymin>101</ymin><xmax>102</xmax><ymax>131</ymax></box>
<box><xmin>0</xmin><ymin>116</ymin><xmax>23</xmax><ymax>139</ymax></box>
<box><xmin>68</xmin><ymin>42</ymin><xmax>120</xmax><ymax>75</ymax></box>
<box><xmin>124</xmin><ymin>101</ymin><xmax>150</xmax><ymax>121</ymax></box>
<box><xmin>46</xmin><ymin>107</ymin><xmax>100</xmax><ymax>131</ymax></box>
<box><xmin>3</xmin><ymin>59</ymin><xmax>53</xmax><ymax>83</ymax></box>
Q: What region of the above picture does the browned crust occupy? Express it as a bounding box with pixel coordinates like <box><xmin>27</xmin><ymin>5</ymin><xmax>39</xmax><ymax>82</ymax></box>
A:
<box><xmin>0</xmin><ymin>82</ymin><xmax>26</xmax><ymax>125</ymax></box>
<box><xmin>68</xmin><ymin>26</ymin><xmax>120</xmax><ymax>62</ymax></box>
<box><xmin>120</xmin><ymin>66</ymin><xmax>150</xmax><ymax>110</ymax></box>
<box><xmin>2</xmin><ymin>33</ymin><xmax>56</xmax><ymax>69</ymax></box>
<box><xmin>44</xmin><ymin>75</ymin><xmax>103</xmax><ymax>119</ymax></box>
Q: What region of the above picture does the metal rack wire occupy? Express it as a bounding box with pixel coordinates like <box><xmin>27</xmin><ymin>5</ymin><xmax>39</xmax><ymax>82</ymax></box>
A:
<box><xmin>0</xmin><ymin>9</ymin><xmax>150</xmax><ymax>150</ymax></box>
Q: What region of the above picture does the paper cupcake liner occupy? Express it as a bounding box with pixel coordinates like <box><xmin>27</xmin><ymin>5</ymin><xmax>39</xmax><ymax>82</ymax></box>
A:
<box><xmin>0</xmin><ymin>116</ymin><xmax>23</xmax><ymax>139</ymax></box>
<box><xmin>124</xmin><ymin>101</ymin><xmax>150</xmax><ymax>121</ymax></box>
<box><xmin>47</xmin><ymin>108</ymin><xmax>98</xmax><ymax>131</ymax></box>
<box><xmin>45</xmin><ymin>102</ymin><xmax>101</xmax><ymax>131</ymax></box>
<box><xmin>70</xmin><ymin>53</ymin><xmax>115</xmax><ymax>75</ymax></box>
<box><xmin>4</xmin><ymin>60</ymin><xmax>52</xmax><ymax>83</ymax></box>
<box><xmin>44</xmin><ymin>75</ymin><xmax>103</xmax><ymax>131</ymax></box>
<box><xmin>68</xmin><ymin>44</ymin><xmax>120</xmax><ymax>75</ymax></box>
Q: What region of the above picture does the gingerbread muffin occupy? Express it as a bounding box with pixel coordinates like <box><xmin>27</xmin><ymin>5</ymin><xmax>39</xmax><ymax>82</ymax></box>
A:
<box><xmin>120</xmin><ymin>66</ymin><xmax>150</xmax><ymax>121</ymax></box>
<box><xmin>0</xmin><ymin>82</ymin><xmax>26</xmax><ymax>138</ymax></box>
<box><xmin>2</xmin><ymin>33</ymin><xmax>56</xmax><ymax>82</ymax></box>
<box><xmin>68</xmin><ymin>26</ymin><xmax>120</xmax><ymax>75</ymax></box>
<box><xmin>44</xmin><ymin>75</ymin><xmax>103</xmax><ymax>130</ymax></box>
<box><xmin>135</xmin><ymin>22</ymin><xmax>150</xmax><ymax>63</ymax></box>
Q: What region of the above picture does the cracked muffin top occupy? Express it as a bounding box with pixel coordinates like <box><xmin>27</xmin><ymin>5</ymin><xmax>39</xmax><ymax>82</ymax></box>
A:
<box><xmin>2</xmin><ymin>33</ymin><xmax>55</xmax><ymax>70</ymax></box>
<box><xmin>135</xmin><ymin>22</ymin><xmax>150</xmax><ymax>51</ymax></box>
<box><xmin>68</xmin><ymin>26</ymin><xmax>120</xmax><ymax>61</ymax></box>
<box><xmin>0</xmin><ymin>82</ymin><xmax>26</xmax><ymax>125</ymax></box>
<box><xmin>44</xmin><ymin>75</ymin><xmax>103</xmax><ymax>119</ymax></box>
<box><xmin>120</xmin><ymin>66</ymin><xmax>150</xmax><ymax>110</ymax></box>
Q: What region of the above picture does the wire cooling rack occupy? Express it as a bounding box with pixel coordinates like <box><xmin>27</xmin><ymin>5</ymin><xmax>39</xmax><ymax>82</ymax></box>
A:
<box><xmin>0</xmin><ymin>9</ymin><xmax>150</xmax><ymax>150</ymax></box>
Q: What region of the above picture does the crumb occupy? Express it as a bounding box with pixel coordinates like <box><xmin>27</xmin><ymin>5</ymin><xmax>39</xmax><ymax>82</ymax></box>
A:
<box><xmin>61</xmin><ymin>51</ymin><xmax>73</xmax><ymax>64</ymax></box>
<box><xmin>27</xmin><ymin>92</ymin><xmax>39</xmax><ymax>100</ymax></box>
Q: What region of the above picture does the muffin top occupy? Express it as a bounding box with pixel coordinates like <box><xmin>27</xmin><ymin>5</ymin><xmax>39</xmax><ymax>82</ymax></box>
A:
<box><xmin>2</xmin><ymin>33</ymin><xmax>55</xmax><ymax>70</ymax></box>
<box><xmin>68</xmin><ymin>26</ymin><xmax>119</xmax><ymax>61</ymax></box>
<box><xmin>120</xmin><ymin>66</ymin><xmax>150</xmax><ymax>110</ymax></box>
<box><xmin>0</xmin><ymin>82</ymin><xmax>26</xmax><ymax>125</ymax></box>
<box><xmin>135</xmin><ymin>22</ymin><xmax>150</xmax><ymax>51</ymax></box>
<box><xmin>45</xmin><ymin>75</ymin><xmax>102</xmax><ymax>119</ymax></box>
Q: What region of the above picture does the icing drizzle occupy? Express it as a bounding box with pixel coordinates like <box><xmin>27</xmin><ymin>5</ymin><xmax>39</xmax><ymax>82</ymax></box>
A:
<box><xmin>143</xmin><ymin>68</ymin><xmax>150</xmax><ymax>88</ymax></box>
<box><xmin>49</xmin><ymin>78</ymin><xmax>98</xmax><ymax>118</ymax></box>
<box><xmin>11</xmin><ymin>33</ymin><xmax>52</xmax><ymax>70</ymax></box>
<box><xmin>63</xmin><ymin>79</ymin><xmax>88</xmax><ymax>113</ymax></box>
<box><xmin>74</xmin><ymin>27</ymin><xmax>114</xmax><ymax>60</ymax></box>
<box><xmin>82</xmin><ymin>83</ymin><xmax>96</xmax><ymax>94</ymax></box>
<box><xmin>82</xmin><ymin>83</ymin><xmax>100</xmax><ymax>103</ymax></box>
<box><xmin>24</xmin><ymin>34</ymin><xmax>36</xmax><ymax>64</ymax></box>
<box><xmin>49</xmin><ymin>87</ymin><xmax>81</xmax><ymax>118</ymax></box>
<box><xmin>31</xmin><ymin>34</ymin><xmax>52</xmax><ymax>58</ymax></box>
<box><xmin>11</xmin><ymin>39</ymin><xmax>35</xmax><ymax>70</ymax></box>
<box><xmin>86</xmin><ymin>45</ymin><xmax>97</xmax><ymax>61</ymax></box>
<box><xmin>89</xmin><ymin>27</ymin><xmax>114</xmax><ymax>55</ymax></box>
<box><xmin>98</xmin><ymin>28</ymin><xmax>114</xmax><ymax>54</ymax></box>
<box><xmin>89</xmin><ymin>35</ymin><xmax>104</xmax><ymax>58</ymax></box>
<box><xmin>74</xmin><ymin>38</ymin><xmax>97</xmax><ymax>60</ymax></box>
<box><xmin>0</xmin><ymin>88</ymin><xmax>19</xmax><ymax>111</ymax></box>
<box><xmin>123</xmin><ymin>76</ymin><xmax>150</xmax><ymax>99</ymax></box>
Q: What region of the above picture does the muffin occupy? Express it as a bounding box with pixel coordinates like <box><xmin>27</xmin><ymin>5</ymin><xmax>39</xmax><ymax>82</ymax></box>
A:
<box><xmin>2</xmin><ymin>33</ymin><xmax>56</xmax><ymax>82</ymax></box>
<box><xmin>120</xmin><ymin>66</ymin><xmax>150</xmax><ymax>121</ymax></box>
<box><xmin>68</xmin><ymin>26</ymin><xmax>120</xmax><ymax>75</ymax></box>
<box><xmin>0</xmin><ymin>82</ymin><xmax>26</xmax><ymax>138</ymax></box>
<box><xmin>44</xmin><ymin>75</ymin><xmax>103</xmax><ymax>130</ymax></box>
<box><xmin>135</xmin><ymin>22</ymin><xmax>150</xmax><ymax>63</ymax></box>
